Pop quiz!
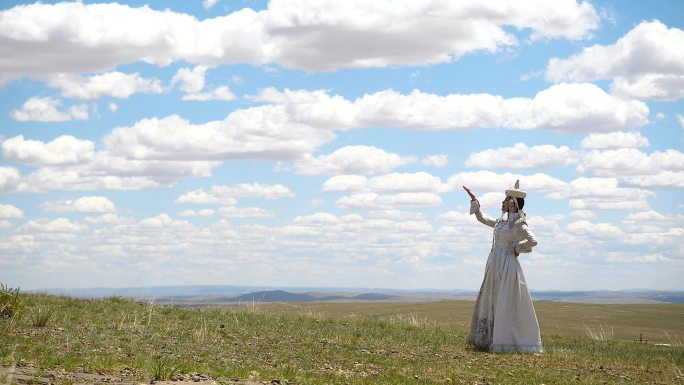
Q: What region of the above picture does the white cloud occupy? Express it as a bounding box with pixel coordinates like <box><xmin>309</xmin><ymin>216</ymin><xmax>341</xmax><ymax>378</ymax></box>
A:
<box><xmin>218</xmin><ymin>206</ymin><xmax>276</xmax><ymax>218</ymax></box>
<box><xmin>2</xmin><ymin>135</ymin><xmax>95</xmax><ymax>166</ymax></box>
<box><xmin>323</xmin><ymin>172</ymin><xmax>449</xmax><ymax>194</ymax></box>
<box><xmin>11</xmin><ymin>97</ymin><xmax>89</xmax><ymax>122</ymax></box>
<box><xmin>477</xmin><ymin>192</ymin><xmax>507</xmax><ymax>208</ymax></box>
<box><xmin>369</xmin><ymin>172</ymin><xmax>449</xmax><ymax>193</ymax></box>
<box><xmin>262</xmin><ymin>84</ymin><xmax>649</xmax><ymax>134</ymax></box>
<box><xmin>48</xmin><ymin>71</ymin><xmax>163</xmax><ymax>100</ymax></box>
<box><xmin>43</xmin><ymin>196</ymin><xmax>116</xmax><ymax>213</ymax></box>
<box><xmin>447</xmin><ymin>171</ymin><xmax>568</xmax><ymax>195</ymax></box>
<box><xmin>172</xmin><ymin>66</ymin><xmax>235</xmax><ymax>100</ymax></box>
<box><xmin>266</xmin><ymin>0</ymin><xmax>599</xmax><ymax>71</ymax></box>
<box><xmin>678</xmin><ymin>114</ymin><xmax>684</xmax><ymax>129</ymax></box>
<box><xmin>19</xmin><ymin>218</ymin><xmax>86</xmax><ymax>233</ymax></box>
<box><xmin>0</xmin><ymin>1</ymin><xmax>599</xmax><ymax>77</ymax></box>
<box><xmin>621</xmin><ymin>172</ymin><xmax>684</xmax><ymax>189</ymax></box>
<box><xmin>547</xmin><ymin>20</ymin><xmax>684</xmax><ymax>100</ymax></box>
<box><xmin>176</xmin><ymin>183</ymin><xmax>295</xmax><ymax>205</ymax></box>
<box><xmin>14</xmin><ymin>148</ymin><xmax>221</xmax><ymax>192</ymax></box>
<box><xmin>465</xmin><ymin>142</ymin><xmax>575</xmax><ymax>169</ymax></box>
<box><xmin>322</xmin><ymin>175</ymin><xmax>368</xmax><ymax>193</ymax></box>
<box><xmin>577</xmin><ymin>149</ymin><xmax>684</xmax><ymax>178</ymax></box>
<box><xmin>623</xmin><ymin>210</ymin><xmax>669</xmax><ymax>223</ymax></box>
<box><xmin>178</xmin><ymin>209</ymin><xmax>216</xmax><ymax>218</ymax></box>
<box><xmin>606</xmin><ymin>253</ymin><xmax>676</xmax><ymax>264</ymax></box>
<box><xmin>97</xmin><ymin>86</ymin><xmax>649</xmax><ymax>167</ymax></box>
<box><xmin>567</xmin><ymin>220</ymin><xmax>623</xmax><ymax>238</ymax></box>
<box><xmin>172</xmin><ymin>66</ymin><xmax>207</xmax><ymax>94</ymax></box>
<box><xmin>182</xmin><ymin>86</ymin><xmax>235</xmax><ymax>101</ymax></box>
<box><xmin>0</xmin><ymin>167</ymin><xmax>21</xmax><ymax>191</ymax></box>
<box><xmin>0</xmin><ymin>204</ymin><xmax>23</xmax><ymax>219</ymax></box>
<box><xmin>293</xmin><ymin>145</ymin><xmax>415</xmax><ymax>175</ymax></box>
<box><xmin>104</xmin><ymin>112</ymin><xmax>335</xmax><ymax>161</ymax></box>
<box><xmin>336</xmin><ymin>192</ymin><xmax>442</xmax><ymax>209</ymax></box>
<box><xmin>84</xmin><ymin>213</ymin><xmax>130</xmax><ymax>225</ymax></box>
<box><xmin>612</xmin><ymin>74</ymin><xmax>684</xmax><ymax>101</ymax></box>
<box><xmin>202</xmin><ymin>0</ymin><xmax>220</xmax><ymax>10</ymax></box>
<box><xmin>549</xmin><ymin>177</ymin><xmax>654</xmax><ymax>211</ymax></box>
<box><xmin>108</xmin><ymin>102</ymin><xmax>118</xmax><ymax>112</ymax></box>
<box><xmin>421</xmin><ymin>154</ymin><xmax>448</xmax><ymax>168</ymax></box>
<box><xmin>580</xmin><ymin>131</ymin><xmax>650</xmax><ymax>149</ymax></box>
<box><xmin>570</xmin><ymin>210</ymin><xmax>595</xmax><ymax>219</ymax></box>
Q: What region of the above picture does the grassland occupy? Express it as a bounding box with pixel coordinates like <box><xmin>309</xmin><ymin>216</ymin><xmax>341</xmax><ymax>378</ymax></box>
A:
<box><xmin>1</xmin><ymin>294</ymin><xmax>683</xmax><ymax>385</ymax></box>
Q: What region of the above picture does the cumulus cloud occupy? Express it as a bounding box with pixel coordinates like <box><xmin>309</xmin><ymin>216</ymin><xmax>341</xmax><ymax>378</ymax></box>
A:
<box><xmin>335</xmin><ymin>192</ymin><xmax>442</xmax><ymax>209</ymax></box>
<box><xmin>465</xmin><ymin>143</ymin><xmax>575</xmax><ymax>169</ymax></box>
<box><xmin>294</xmin><ymin>145</ymin><xmax>415</xmax><ymax>176</ymax></box>
<box><xmin>580</xmin><ymin>131</ymin><xmax>650</xmax><ymax>149</ymax></box>
<box><xmin>104</xmin><ymin>112</ymin><xmax>335</xmax><ymax>161</ymax></box>
<box><xmin>549</xmin><ymin>177</ymin><xmax>654</xmax><ymax>211</ymax></box>
<box><xmin>369</xmin><ymin>172</ymin><xmax>449</xmax><ymax>193</ymax></box>
<box><xmin>446</xmin><ymin>171</ymin><xmax>568</xmax><ymax>195</ymax></box>
<box><xmin>255</xmin><ymin>85</ymin><xmax>648</xmax><ymax>135</ymax></box>
<box><xmin>547</xmin><ymin>20</ymin><xmax>684</xmax><ymax>100</ymax></box>
<box><xmin>218</xmin><ymin>206</ymin><xmax>276</xmax><ymax>218</ymax></box>
<box><xmin>322</xmin><ymin>172</ymin><xmax>449</xmax><ymax>194</ymax></box>
<box><xmin>11</xmin><ymin>97</ymin><xmax>89</xmax><ymax>122</ymax></box>
<box><xmin>172</xmin><ymin>66</ymin><xmax>236</xmax><ymax>101</ymax></box>
<box><xmin>421</xmin><ymin>154</ymin><xmax>448</xmax><ymax>168</ymax></box>
<box><xmin>322</xmin><ymin>175</ymin><xmax>369</xmax><ymax>193</ymax></box>
<box><xmin>621</xmin><ymin>172</ymin><xmax>684</xmax><ymax>189</ymax></box>
<box><xmin>567</xmin><ymin>220</ymin><xmax>623</xmax><ymax>238</ymax></box>
<box><xmin>19</xmin><ymin>218</ymin><xmax>86</xmax><ymax>233</ymax></box>
<box><xmin>575</xmin><ymin>147</ymin><xmax>684</xmax><ymax>188</ymax></box>
<box><xmin>570</xmin><ymin>210</ymin><xmax>595</xmax><ymax>219</ymax></box>
<box><xmin>176</xmin><ymin>183</ymin><xmax>295</xmax><ymax>205</ymax></box>
<box><xmin>172</xmin><ymin>66</ymin><xmax>208</xmax><ymax>94</ymax></box>
<box><xmin>0</xmin><ymin>167</ymin><xmax>21</xmax><ymax>191</ymax></box>
<box><xmin>577</xmin><ymin>149</ymin><xmax>684</xmax><ymax>187</ymax></box>
<box><xmin>178</xmin><ymin>209</ymin><xmax>216</xmax><ymax>218</ymax></box>
<box><xmin>2</xmin><ymin>135</ymin><xmax>95</xmax><ymax>166</ymax></box>
<box><xmin>0</xmin><ymin>1</ymin><xmax>599</xmax><ymax>77</ymax></box>
<box><xmin>202</xmin><ymin>0</ymin><xmax>220</xmax><ymax>11</ymax></box>
<box><xmin>48</xmin><ymin>71</ymin><xmax>163</xmax><ymax>100</ymax></box>
<box><xmin>43</xmin><ymin>196</ymin><xmax>116</xmax><ymax>213</ymax></box>
<box><xmin>182</xmin><ymin>86</ymin><xmax>235</xmax><ymax>101</ymax></box>
<box><xmin>606</xmin><ymin>253</ymin><xmax>677</xmax><ymax>264</ymax></box>
<box><xmin>14</xmin><ymin>153</ymin><xmax>221</xmax><ymax>193</ymax></box>
<box><xmin>0</xmin><ymin>204</ymin><xmax>23</xmax><ymax>219</ymax></box>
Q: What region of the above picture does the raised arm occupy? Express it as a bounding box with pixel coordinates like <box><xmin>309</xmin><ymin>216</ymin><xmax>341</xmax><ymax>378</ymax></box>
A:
<box><xmin>463</xmin><ymin>186</ymin><xmax>497</xmax><ymax>228</ymax></box>
<box><xmin>514</xmin><ymin>223</ymin><xmax>538</xmax><ymax>254</ymax></box>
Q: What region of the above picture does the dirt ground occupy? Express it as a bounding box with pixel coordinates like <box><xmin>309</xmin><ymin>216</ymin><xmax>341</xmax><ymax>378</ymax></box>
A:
<box><xmin>0</xmin><ymin>362</ymin><xmax>270</xmax><ymax>385</ymax></box>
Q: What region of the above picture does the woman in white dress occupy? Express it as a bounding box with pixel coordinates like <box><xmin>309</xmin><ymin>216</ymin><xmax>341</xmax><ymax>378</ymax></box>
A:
<box><xmin>462</xmin><ymin>181</ymin><xmax>543</xmax><ymax>353</ymax></box>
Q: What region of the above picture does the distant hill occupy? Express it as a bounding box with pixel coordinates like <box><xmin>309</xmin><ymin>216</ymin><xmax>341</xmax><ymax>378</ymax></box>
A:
<box><xmin>33</xmin><ymin>285</ymin><xmax>684</xmax><ymax>304</ymax></box>
<box><xmin>205</xmin><ymin>290</ymin><xmax>398</xmax><ymax>303</ymax></box>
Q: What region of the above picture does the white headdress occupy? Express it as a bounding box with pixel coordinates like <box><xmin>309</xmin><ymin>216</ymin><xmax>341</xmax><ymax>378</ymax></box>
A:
<box><xmin>505</xmin><ymin>179</ymin><xmax>526</xmax><ymax>224</ymax></box>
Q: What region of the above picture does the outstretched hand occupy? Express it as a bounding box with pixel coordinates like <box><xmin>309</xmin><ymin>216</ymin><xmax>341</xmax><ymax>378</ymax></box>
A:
<box><xmin>463</xmin><ymin>186</ymin><xmax>476</xmax><ymax>201</ymax></box>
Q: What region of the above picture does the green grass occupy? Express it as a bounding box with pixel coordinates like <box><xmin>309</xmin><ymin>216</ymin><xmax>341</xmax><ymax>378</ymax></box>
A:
<box><xmin>1</xmin><ymin>294</ymin><xmax>682</xmax><ymax>384</ymax></box>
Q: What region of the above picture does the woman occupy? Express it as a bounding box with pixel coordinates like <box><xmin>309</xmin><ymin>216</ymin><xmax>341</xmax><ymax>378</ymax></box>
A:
<box><xmin>462</xmin><ymin>181</ymin><xmax>543</xmax><ymax>353</ymax></box>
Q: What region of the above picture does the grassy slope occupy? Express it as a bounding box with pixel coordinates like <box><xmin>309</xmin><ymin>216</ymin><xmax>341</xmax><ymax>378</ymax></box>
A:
<box><xmin>1</xmin><ymin>294</ymin><xmax>682</xmax><ymax>385</ymax></box>
<box><xmin>255</xmin><ymin>300</ymin><xmax>684</xmax><ymax>343</ymax></box>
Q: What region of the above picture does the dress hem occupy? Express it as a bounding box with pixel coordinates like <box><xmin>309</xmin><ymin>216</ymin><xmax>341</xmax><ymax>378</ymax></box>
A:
<box><xmin>490</xmin><ymin>343</ymin><xmax>543</xmax><ymax>354</ymax></box>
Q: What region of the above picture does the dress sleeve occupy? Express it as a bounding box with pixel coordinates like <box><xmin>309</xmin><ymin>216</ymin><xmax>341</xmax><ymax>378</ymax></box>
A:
<box><xmin>514</xmin><ymin>223</ymin><xmax>538</xmax><ymax>254</ymax></box>
<box><xmin>469</xmin><ymin>200</ymin><xmax>497</xmax><ymax>228</ymax></box>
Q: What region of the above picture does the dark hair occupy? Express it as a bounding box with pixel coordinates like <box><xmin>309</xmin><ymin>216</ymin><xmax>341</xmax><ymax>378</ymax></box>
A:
<box><xmin>516</xmin><ymin>197</ymin><xmax>525</xmax><ymax>210</ymax></box>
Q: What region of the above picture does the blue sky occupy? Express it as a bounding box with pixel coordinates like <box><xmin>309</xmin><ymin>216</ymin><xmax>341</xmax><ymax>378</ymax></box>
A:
<box><xmin>0</xmin><ymin>0</ymin><xmax>683</xmax><ymax>291</ymax></box>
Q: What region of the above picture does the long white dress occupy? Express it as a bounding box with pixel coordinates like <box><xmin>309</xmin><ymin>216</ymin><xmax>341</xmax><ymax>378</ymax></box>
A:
<box><xmin>466</xmin><ymin>200</ymin><xmax>543</xmax><ymax>353</ymax></box>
